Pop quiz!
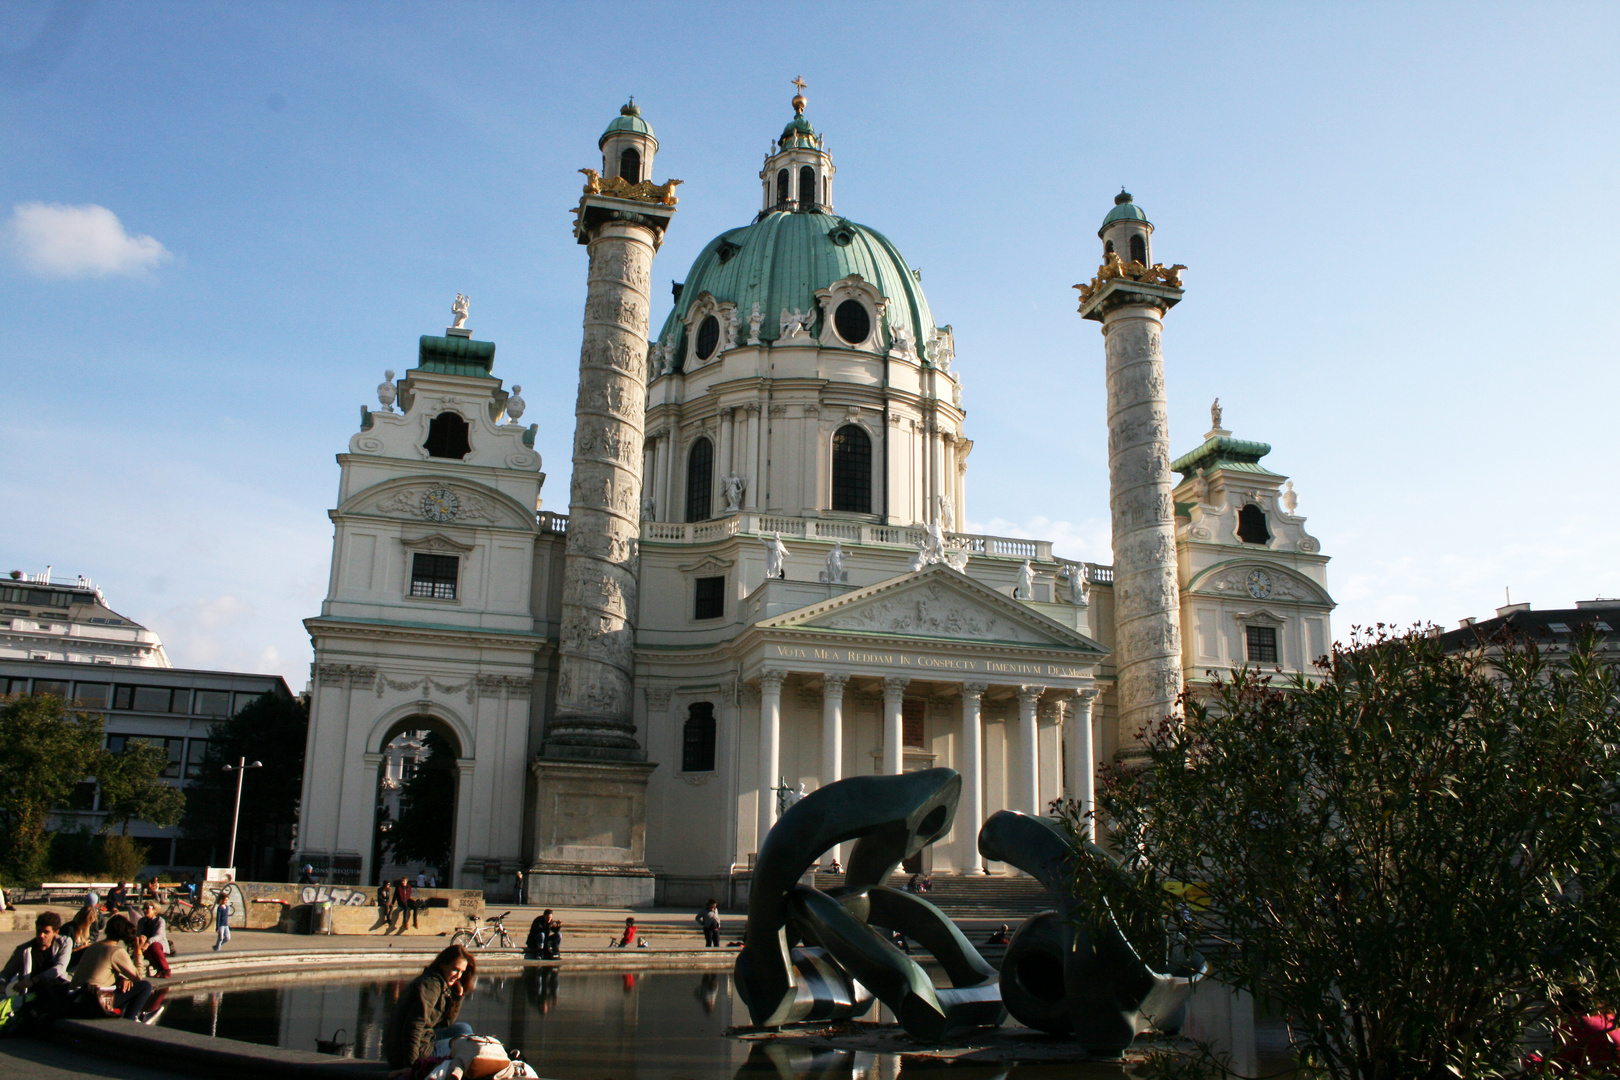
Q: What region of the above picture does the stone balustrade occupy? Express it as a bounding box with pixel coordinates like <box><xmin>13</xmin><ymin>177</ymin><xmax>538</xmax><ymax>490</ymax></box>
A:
<box><xmin>635</xmin><ymin>511</ymin><xmax>1065</xmax><ymax>563</ymax></box>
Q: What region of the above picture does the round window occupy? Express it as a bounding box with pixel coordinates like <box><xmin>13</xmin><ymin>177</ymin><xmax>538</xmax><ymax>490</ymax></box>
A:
<box><xmin>834</xmin><ymin>300</ymin><xmax>870</xmax><ymax>345</ymax></box>
<box><xmin>695</xmin><ymin>315</ymin><xmax>720</xmax><ymax>360</ymax></box>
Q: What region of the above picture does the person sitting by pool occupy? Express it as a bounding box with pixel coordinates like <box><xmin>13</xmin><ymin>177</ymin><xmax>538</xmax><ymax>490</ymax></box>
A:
<box><xmin>525</xmin><ymin>909</ymin><xmax>555</xmax><ymax>960</ymax></box>
<box><xmin>1</xmin><ymin>911</ymin><xmax>71</xmax><ymax>992</ymax></box>
<box><xmin>612</xmin><ymin>917</ymin><xmax>638</xmax><ymax>948</ymax></box>
<box><xmin>985</xmin><ymin>924</ymin><xmax>1011</xmax><ymax>946</ymax></box>
<box><xmin>383</xmin><ymin>943</ymin><xmax>477</xmax><ymax>1068</ymax></box>
<box><xmin>70</xmin><ymin>915</ymin><xmax>156</xmax><ymax>1022</ymax></box>
<box><xmin>135</xmin><ymin>902</ymin><xmax>172</xmax><ymax>979</ymax></box>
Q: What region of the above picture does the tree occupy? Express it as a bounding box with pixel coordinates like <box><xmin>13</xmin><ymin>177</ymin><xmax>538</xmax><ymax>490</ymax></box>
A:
<box><xmin>97</xmin><ymin>738</ymin><xmax>185</xmax><ymax>836</ymax></box>
<box><xmin>181</xmin><ymin>691</ymin><xmax>308</xmax><ymax>881</ymax></box>
<box><xmin>1085</xmin><ymin>627</ymin><xmax>1620</xmax><ymax>1080</ymax></box>
<box><xmin>0</xmin><ymin>694</ymin><xmax>104</xmax><ymax>881</ymax></box>
<box><xmin>386</xmin><ymin>729</ymin><xmax>456</xmax><ymax>875</ymax></box>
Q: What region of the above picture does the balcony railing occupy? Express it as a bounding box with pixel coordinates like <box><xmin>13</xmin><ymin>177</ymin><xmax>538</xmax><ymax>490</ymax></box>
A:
<box><xmin>544</xmin><ymin>510</ymin><xmax>1115</xmax><ymax>580</ymax></box>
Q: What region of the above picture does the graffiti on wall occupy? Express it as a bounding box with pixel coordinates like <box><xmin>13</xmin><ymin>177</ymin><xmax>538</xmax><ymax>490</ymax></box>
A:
<box><xmin>299</xmin><ymin>885</ymin><xmax>371</xmax><ymax>907</ymax></box>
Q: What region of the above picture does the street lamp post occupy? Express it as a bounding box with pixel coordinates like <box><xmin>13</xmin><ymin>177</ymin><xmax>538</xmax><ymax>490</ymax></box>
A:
<box><xmin>222</xmin><ymin>757</ymin><xmax>263</xmax><ymax>872</ymax></box>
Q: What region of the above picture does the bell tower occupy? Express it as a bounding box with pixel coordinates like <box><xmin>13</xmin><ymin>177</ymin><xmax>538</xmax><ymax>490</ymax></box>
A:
<box><xmin>1077</xmin><ymin>191</ymin><xmax>1186</xmax><ymax>756</ymax></box>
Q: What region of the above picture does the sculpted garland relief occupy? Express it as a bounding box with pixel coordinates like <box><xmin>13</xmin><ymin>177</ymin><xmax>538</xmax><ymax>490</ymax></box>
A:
<box><xmin>812</xmin><ymin>585</ymin><xmax>1047</xmax><ymax>644</ymax></box>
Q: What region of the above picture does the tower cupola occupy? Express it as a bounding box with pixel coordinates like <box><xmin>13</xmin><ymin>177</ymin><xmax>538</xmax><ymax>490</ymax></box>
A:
<box><xmin>600</xmin><ymin>99</ymin><xmax>658</xmax><ymax>184</ymax></box>
<box><xmin>758</xmin><ymin>77</ymin><xmax>835</xmax><ymax>215</ymax></box>
<box><xmin>1099</xmin><ymin>189</ymin><xmax>1153</xmax><ymax>267</ymax></box>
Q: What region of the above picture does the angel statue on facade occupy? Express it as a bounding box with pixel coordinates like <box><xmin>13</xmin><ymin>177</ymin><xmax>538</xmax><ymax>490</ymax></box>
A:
<box><xmin>909</xmin><ymin>541</ymin><xmax>927</xmax><ymax>573</ymax></box>
<box><xmin>1063</xmin><ymin>563</ymin><xmax>1089</xmax><ymax>606</ymax></box>
<box><xmin>763</xmin><ymin>532</ymin><xmax>789</xmax><ymax>580</ymax></box>
<box><xmin>1016</xmin><ymin>560</ymin><xmax>1035</xmax><ymax>600</ymax></box>
<box><xmin>1210</xmin><ymin>397</ymin><xmax>1223</xmax><ymax>430</ymax></box>
<box><xmin>945</xmin><ymin>546</ymin><xmax>969</xmax><ymax>573</ymax></box>
<box><xmin>452</xmin><ymin>293</ymin><xmax>470</xmax><ymax>329</ymax></box>
<box><xmin>822</xmin><ymin>541</ymin><xmax>847</xmax><ymax>584</ymax></box>
<box><xmin>937</xmin><ymin>494</ymin><xmax>955</xmax><ymax>533</ymax></box>
<box><xmin>747</xmin><ymin>301</ymin><xmax>764</xmax><ymax>345</ymax></box>
<box><xmin>923</xmin><ymin>520</ymin><xmax>947</xmax><ymax>564</ymax></box>
<box><xmin>721</xmin><ymin>474</ymin><xmax>746</xmax><ymax>513</ymax></box>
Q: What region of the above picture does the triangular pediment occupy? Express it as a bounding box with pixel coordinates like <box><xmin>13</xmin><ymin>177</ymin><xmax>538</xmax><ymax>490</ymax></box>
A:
<box><xmin>757</xmin><ymin>564</ymin><xmax>1106</xmax><ymax>654</ymax></box>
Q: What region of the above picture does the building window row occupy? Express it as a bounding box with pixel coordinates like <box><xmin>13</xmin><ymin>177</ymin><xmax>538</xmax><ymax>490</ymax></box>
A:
<box><xmin>4</xmin><ymin>678</ymin><xmax>264</xmax><ymax>717</ymax></box>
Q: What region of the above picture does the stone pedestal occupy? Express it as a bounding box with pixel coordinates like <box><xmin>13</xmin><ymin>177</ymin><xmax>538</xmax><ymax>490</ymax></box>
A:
<box><xmin>526</xmin><ymin>758</ymin><xmax>657</xmax><ymax>907</ymax></box>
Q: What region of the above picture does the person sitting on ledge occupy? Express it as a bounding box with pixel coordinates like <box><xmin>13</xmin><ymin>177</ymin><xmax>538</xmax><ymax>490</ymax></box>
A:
<box><xmin>384</xmin><ymin>943</ymin><xmax>477</xmax><ymax>1068</ymax></box>
<box><xmin>612</xmin><ymin>917</ymin><xmax>638</xmax><ymax>949</ymax></box>
<box><xmin>70</xmin><ymin>915</ymin><xmax>157</xmax><ymax>1022</ymax></box>
<box><xmin>526</xmin><ymin>909</ymin><xmax>558</xmax><ymax>960</ymax></box>
<box><xmin>1</xmin><ymin>911</ymin><xmax>71</xmax><ymax>992</ymax></box>
<box><xmin>985</xmin><ymin>924</ymin><xmax>1011</xmax><ymax>946</ymax></box>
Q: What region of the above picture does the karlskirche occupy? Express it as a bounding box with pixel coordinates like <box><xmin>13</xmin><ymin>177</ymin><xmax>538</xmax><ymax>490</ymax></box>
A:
<box><xmin>294</xmin><ymin>91</ymin><xmax>1334</xmax><ymax>905</ymax></box>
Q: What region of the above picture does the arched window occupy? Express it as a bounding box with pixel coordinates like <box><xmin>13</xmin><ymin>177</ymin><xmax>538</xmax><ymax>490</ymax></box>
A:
<box><xmin>831</xmin><ymin>424</ymin><xmax>872</xmax><ymax>513</ymax></box>
<box><xmin>1104</xmin><ymin>239</ymin><xmax>1115</xmax><ymax>256</ymax></box>
<box><xmin>423</xmin><ymin>412</ymin><xmax>471</xmax><ymax>459</ymax></box>
<box><xmin>799</xmin><ymin>165</ymin><xmax>816</xmax><ymax>208</ymax></box>
<box><xmin>1237</xmin><ymin>504</ymin><xmax>1271</xmax><ymax>544</ymax></box>
<box><xmin>618</xmin><ymin>147</ymin><xmax>640</xmax><ymax>182</ymax></box>
<box><xmin>682</xmin><ymin>702</ymin><xmax>717</xmax><ymax>772</ymax></box>
<box><xmin>776</xmin><ymin>169</ymin><xmax>789</xmax><ymax>205</ymax></box>
<box><xmin>1129</xmin><ymin>234</ymin><xmax>1147</xmax><ymax>264</ymax></box>
<box><xmin>686</xmin><ymin>437</ymin><xmax>713</xmax><ymax>522</ymax></box>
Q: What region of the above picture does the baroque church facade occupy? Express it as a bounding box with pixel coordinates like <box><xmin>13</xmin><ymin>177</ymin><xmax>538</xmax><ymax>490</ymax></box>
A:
<box><xmin>295</xmin><ymin>92</ymin><xmax>1334</xmax><ymax>905</ymax></box>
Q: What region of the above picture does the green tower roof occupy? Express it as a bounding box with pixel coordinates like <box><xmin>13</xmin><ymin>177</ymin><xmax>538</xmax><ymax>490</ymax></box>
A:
<box><xmin>654</xmin><ymin>211</ymin><xmax>937</xmax><ymax>369</ymax></box>
<box><xmin>417</xmin><ymin>335</ymin><xmax>495</xmax><ymax>378</ymax></box>
<box><xmin>1099</xmin><ymin>189</ymin><xmax>1150</xmax><ymax>235</ymax></box>
<box><xmin>599</xmin><ymin>100</ymin><xmax>654</xmax><ymax>148</ymax></box>
<box><xmin>1171</xmin><ymin>435</ymin><xmax>1274</xmax><ymax>479</ymax></box>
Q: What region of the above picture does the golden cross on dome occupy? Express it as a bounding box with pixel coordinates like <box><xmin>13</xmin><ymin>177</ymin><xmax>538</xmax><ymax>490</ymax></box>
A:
<box><xmin>790</xmin><ymin>76</ymin><xmax>807</xmax><ymax>116</ymax></box>
<box><xmin>791</xmin><ymin>76</ymin><xmax>807</xmax><ymax>94</ymax></box>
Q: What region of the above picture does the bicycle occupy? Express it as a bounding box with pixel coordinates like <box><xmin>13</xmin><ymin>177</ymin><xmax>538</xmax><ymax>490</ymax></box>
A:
<box><xmin>451</xmin><ymin>910</ymin><xmax>514</xmax><ymax>949</ymax></box>
<box><xmin>162</xmin><ymin>898</ymin><xmax>212</xmax><ymax>933</ymax></box>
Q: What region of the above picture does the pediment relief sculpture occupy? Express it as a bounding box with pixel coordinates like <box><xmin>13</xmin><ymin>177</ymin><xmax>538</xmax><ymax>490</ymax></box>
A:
<box><xmin>359</xmin><ymin>483</ymin><xmax>526</xmax><ymax>529</ymax></box>
<box><xmin>1191</xmin><ymin>563</ymin><xmax>1329</xmax><ymax>606</ymax></box>
<box><xmin>809</xmin><ymin>583</ymin><xmax>1049</xmax><ymax>644</ymax></box>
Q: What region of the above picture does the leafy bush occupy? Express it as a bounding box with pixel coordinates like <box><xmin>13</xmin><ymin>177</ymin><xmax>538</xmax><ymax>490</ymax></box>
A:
<box><xmin>1089</xmin><ymin>627</ymin><xmax>1620</xmax><ymax>1080</ymax></box>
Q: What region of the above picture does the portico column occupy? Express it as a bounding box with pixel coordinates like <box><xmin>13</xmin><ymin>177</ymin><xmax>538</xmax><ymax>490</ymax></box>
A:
<box><xmin>1068</xmin><ymin>688</ymin><xmax>1100</xmax><ymax>841</ymax></box>
<box><xmin>960</xmin><ymin>682</ymin><xmax>988</xmax><ymax>874</ymax></box>
<box><xmin>1016</xmin><ymin>686</ymin><xmax>1043</xmax><ymax>817</ymax></box>
<box><xmin>757</xmin><ymin>669</ymin><xmax>787</xmax><ymax>851</ymax></box>
<box><xmin>821</xmin><ymin>674</ymin><xmax>848</xmax><ymax>788</ymax></box>
<box><xmin>882</xmin><ymin>677</ymin><xmax>909</xmax><ymax>775</ymax></box>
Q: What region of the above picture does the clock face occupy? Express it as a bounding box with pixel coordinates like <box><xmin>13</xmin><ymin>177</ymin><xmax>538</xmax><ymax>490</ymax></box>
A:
<box><xmin>1246</xmin><ymin>569</ymin><xmax>1273</xmax><ymax>599</ymax></box>
<box><xmin>420</xmin><ymin>488</ymin><xmax>460</xmax><ymax>523</ymax></box>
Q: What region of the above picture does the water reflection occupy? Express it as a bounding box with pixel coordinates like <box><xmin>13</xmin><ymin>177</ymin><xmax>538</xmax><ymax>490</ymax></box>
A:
<box><xmin>156</xmin><ymin>971</ymin><xmax>1272</xmax><ymax>1080</ymax></box>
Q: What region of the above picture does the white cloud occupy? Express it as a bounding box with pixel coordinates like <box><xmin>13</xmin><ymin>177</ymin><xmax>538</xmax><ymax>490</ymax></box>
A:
<box><xmin>8</xmin><ymin>202</ymin><xmax>171</xmax><ymax>278</ymax></box>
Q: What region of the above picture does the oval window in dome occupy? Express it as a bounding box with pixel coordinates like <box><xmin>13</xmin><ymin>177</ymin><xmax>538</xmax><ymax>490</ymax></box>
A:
<box><xmin>695</xmin><ymin>314</ymin><xmax>720</xmax><ymax>360</ymax></box>
<box><xmin>834</xmin><ymin>300</ymin><xmax>871</xmax><ymax>345</ymax></box>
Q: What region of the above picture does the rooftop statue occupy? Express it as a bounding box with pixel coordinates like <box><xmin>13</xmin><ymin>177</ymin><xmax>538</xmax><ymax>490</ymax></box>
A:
<box><xmin>578</xmin><ymin>168</ymin><xmax>683</xmax><ymax>206</ymax></box>
<box><xmin>763</xmin><ymin>532</ymin><xmax>789</xmax><ymax>580</ymax></box>
<box><xmin>451</xmin><ymin>294</ymin><xmax>469</xmax><ymax>329</ymax></box>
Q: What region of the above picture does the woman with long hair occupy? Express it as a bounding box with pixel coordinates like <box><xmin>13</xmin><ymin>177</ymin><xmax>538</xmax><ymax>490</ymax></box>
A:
<box><xmin>383</xmin><ymin>943</ymin><xmax>477</xmax><ymax>1067</ymax></box>
<box><xmin>61</xmin><ymin>905</ymin><xmax>95</xmax><ymax>972</ymax></box>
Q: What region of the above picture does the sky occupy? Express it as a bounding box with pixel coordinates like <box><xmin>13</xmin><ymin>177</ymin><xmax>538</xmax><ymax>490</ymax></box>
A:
<box><xmin>2</xmin><ymin>1</ymin><xmax>1617</xmax><ymax>687</ymax></box>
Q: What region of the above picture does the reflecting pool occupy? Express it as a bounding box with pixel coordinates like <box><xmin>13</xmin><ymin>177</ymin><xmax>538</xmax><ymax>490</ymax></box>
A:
<box><xmin>156</xmin><ymin>969</ymin><xmax>1283</xmax><ymax>1079</ymax></box>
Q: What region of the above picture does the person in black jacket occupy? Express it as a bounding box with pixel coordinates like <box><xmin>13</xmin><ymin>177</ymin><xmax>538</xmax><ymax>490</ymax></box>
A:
<box><xmin>383</xmin><ymin>944</ymin><xmax>476</xmax><ymax>1068</ymax></box>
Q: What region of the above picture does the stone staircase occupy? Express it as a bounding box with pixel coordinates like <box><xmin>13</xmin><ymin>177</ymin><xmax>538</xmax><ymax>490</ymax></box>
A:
<box><xmin>809</xmin><ymin>872</ymin><xmax>1053</xmax><ymax>921</ymax></box>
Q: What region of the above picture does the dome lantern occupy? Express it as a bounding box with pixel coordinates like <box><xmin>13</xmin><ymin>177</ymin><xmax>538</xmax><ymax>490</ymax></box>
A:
<box><xmin>760</xmin><ymin>77</ymin><xmax>834</xmax><ymax>214</ymax></box>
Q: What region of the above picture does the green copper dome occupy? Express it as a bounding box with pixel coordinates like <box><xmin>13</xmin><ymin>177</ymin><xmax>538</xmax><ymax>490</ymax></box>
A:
<box><xmin>599</xmin><ymin>100</ymin><xmax>654</xmax><ymax>147</ymax></box>
<box><xmin>1099</xmin><ymin>189</ymin><xmax>1149</xmax><ymax>234</ymax></box>
<box><xmin>654</xmin><ymin>211</ymin><xmax>937</xmax><ymax>369</ymax></box>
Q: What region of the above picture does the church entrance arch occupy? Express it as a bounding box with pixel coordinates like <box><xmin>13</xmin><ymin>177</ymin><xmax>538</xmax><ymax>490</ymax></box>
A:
<box><xmin>371</xmin><ymin>715</ymin><xmax>464</xmax><ymax>887</ymax></box>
